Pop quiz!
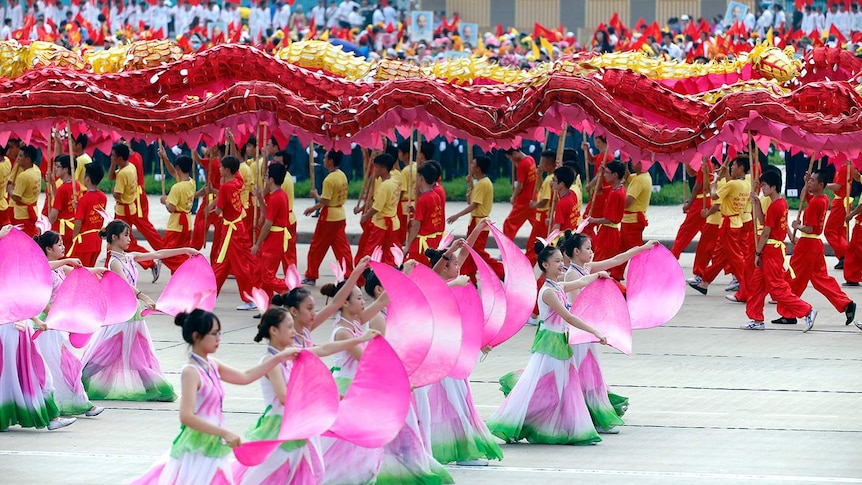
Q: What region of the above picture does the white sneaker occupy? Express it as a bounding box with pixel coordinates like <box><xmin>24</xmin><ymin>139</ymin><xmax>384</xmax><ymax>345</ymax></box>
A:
<box><xmin>855</xmin><ymin>321</ymin><xmax>862</xmax><ymax>331</ymax></box>
<box><xmin>686</xmin><ymin>275</ymin><xmax>702</xmax><ymax>285</ymax></box>
<box><xmin>740</xmin><ymin>321</ymin><xmax>765</xmax><ymax>330</ymax></box>
<box><xmin>85</xmin><ymin>406</ymin><xmax>105</xmax><ymax>417</ymax></box>
<box><xmin>525</xmin><ymin>316</ymin><xmax>538</xmax><ymax>326</ymax></box>
<box><xmin>151</xmin><ymin>260</ymin><xmax>162</xmax><ymax>284</ymax></box>
<box><xmin>725</xmin><ymin>295</ymin><xmax>741</xmax><ymax>303</ymax></box>
<box><xmin>456</xmin><ymin>459</ymin><xmax>489</xmax><ymax>466</ymax></box>
<box><xmin>301</xmin><ymin>278</ymin><xmax>316</xmax><ymax>286</ymax></box>
<box><xmin>48</xmin><ymin>417</ymin><xmax>76</xmax><ymax>430</ymax></box>
<box><xmin>803</xmin><ymin>309</ymin><xmax>818</xmax><ymax>333</ymax></box>
<box><xmin>236</xmin><ymin>301</ymin><xmax>257</xmax><ymax>311</ymax></box>
<box><xmin>597</xmin><ymin>426</ymin><xmax>620</xmax><ymax>434</ymax></box>
<box><xmin>724</xmin><ymin>279</ymin><xmax>739</xmax><ymax>292</ymax></box>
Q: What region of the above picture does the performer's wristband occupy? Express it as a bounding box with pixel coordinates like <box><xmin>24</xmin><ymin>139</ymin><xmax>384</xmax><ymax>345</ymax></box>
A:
<box><xmin>755</xmin><ymin>252</ymin><xmax>762</xmax><ymax>256</ymax></box>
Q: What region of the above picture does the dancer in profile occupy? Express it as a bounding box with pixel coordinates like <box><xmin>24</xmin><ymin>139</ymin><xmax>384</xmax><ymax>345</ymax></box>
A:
<box><xmin>131</xmin><ymin>309</ymin><xmax>299</xmax><ymax>484</ymax></box>
<box><xmin>81</xmin><ymin>220</ymin><xmax>198</xmax><ymax>401</ymax></box>
<box><xmin>487</xmin><ymin>241</ymin><xmax>607</xmax><ymax>445</ymax></box>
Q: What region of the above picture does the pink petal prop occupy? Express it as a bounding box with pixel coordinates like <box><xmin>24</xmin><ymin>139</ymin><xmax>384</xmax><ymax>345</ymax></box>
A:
<box><xmin>568</xmin><ymin>278</ymin><xmax>633</xmax><ymax>355</ymax></box>
<box><xmin>369</xmin><ymin>262</ymin><xmax>432</xmax><ymax>376</ymax></box>
<box><xmin>464</xmin><ymin>245</ymin><xmax>507</xmax><ymax>347</ymax></box>
<box><xmin>324</xmin><ymin>336</ymin><xmax>410</xmax><ymax>447</ymax></box>
<box><xmin>448</xmin><ymin>283</ymin><xmax>485</xmax><ymax>379</ymax></box>
<box><xmin>0</xmin><ymin>228</ymin><xmax>52</xmax><ymax>325</ymax></box>
<box><xmin>390</xmin><ymin>245</ymin><xmax>404</xmax><ymax>267</ymax></box>
<box><xmin>370</xmin><ymin>245</ymin><xmax>383</xmax><ymax>263</ymax></box>
<box><xmin>406</xmin><ymin>264</ymin><xmax>463</xmax><ymax>387</ymax></box>
<box><xmin>575</xmin><ymin>219</ymin><xmax>589</xmax><ymax>234</ymax></box>
<box><xmin>436</xmin><ymin>231</ymin><xmax>454</xmax><ymax>250</ymax></box>
<box><xmin>486</xmin><ymin>223</ymin><xmax>538</xmax><ymax>348</ymax></box>
<box><xmin>95</xmin><ymin>208</ymin><xmax>113</xmax><ymax>223</ymax></box>
<box><xmin>45</xmin><ymin>268</ymin><xmax>107</xmax><ymax>334</ymax></box>
<box><xmin>329</xmin><ymin>260</ymin><xmax>346</xmax><ymax>282</ymax></box>
<box><xmin>242</xmin><ymin>288</ymin><xmax>270</xmax><ymax>314</ymax></box>
<box><xmin>68</xmin><ymin>332</ymin><xmax>93</xmax><ymax>349</ymax></box>
<box><xmin>152</xmin><ymin>255</ymin><xmax>217</xmax><ymax>316</ymax></box>
<box><xmin>627</xmin><ymin>245</ymin><xmax>686</xmax><ymax>330</ymax></box>
<box><xmin>99</xmin><ymin>271</ymin><xmax>139</xmax><ymax>325</ymax></box>
<box><xmin>234</xmin><ymin>350</ymin><xmax>340</xmax><ymax>466</ymax></box>
<box><xmin>35</xmin><ymin>215</ymin><xmax>51</xmax><ymax>234</ymax></box>
<box><xmin>284</xmin><ymin>264</ymin><xmax>301</xmax><ymax>290</ymax></box>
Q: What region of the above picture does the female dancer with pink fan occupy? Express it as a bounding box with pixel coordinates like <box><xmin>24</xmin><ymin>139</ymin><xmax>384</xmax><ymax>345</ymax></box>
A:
<box><xmin>132</xmin><ymin>309</ymin><xmax>299</xmax><ymax>484</ymax></box>
<box><xmin>33</xmin><ymin>230</ymin><xmax>106</xmax><ymax>417</ymax></box>
<box><xmin>487</xmin><ymin>241</ymin><xmax>607</xmax><ymax>445</ymax></box>
<box><xmin>562</xmin><ymin>232</ymin><xmax>658</xmax><ymax>431</ymax></box>
<box><xmin>80</xmin><ymin>220</ymin><xmax>198</xmax><ymax>401</ymax></box>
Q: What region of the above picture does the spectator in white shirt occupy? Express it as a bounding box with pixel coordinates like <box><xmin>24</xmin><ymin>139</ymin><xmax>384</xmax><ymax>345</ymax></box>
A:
<box><xmin>0</xmin><ymin>19</ymin><xmax>11</xmax><ymax>40</ymax></box>
<box><xmin>383</xmin><ymin>3</ymin><xmax>398</xmax><ymax>26</ymax></box>
<box><xmin>309</xmin><ymin>0</ymin><xmax>326</xmax><ymax>27</ymax></box>
<box><xmin>273</xmin><ymin>2</ymin><xmax>291</xmax><ymax>30</ymax></box>
<box><xmin>372</xmin><ymin>4</ymin><xmax>384</xmax><ymax>25</ymax></box>
<box><xmin>851</xmin><ymin>3</ymin><xmax>862</xmax><ymax>32</ymax></box>
<box><xmin>743</xmin><ymin>9</ymin><xmax>755</xmax><ymax>32</ymax></box>
<box><xmin>348</xmin><ymin>5</ymin><xmax>363</xmax><ymax>29</ymax></box>
<box><xmin>150</xmin><ymin>0</ymin><xmax>170</xmax><ymax>36</ymax></box>
<box><xmin>772</xmin><ymin>4</ymin><xmax>785</xmax><ymax>30</ymax></box>
<box><xmin>801</xmin><ymin>5</ymin><xmax>816</xmax><ymax>33</ymax></box>
<box><xmin>826</xmin><ymin>3</ymin><xmax>851</xmax><ymax>37</ymax></box>
<box><xmin>755</xmin><ymin>5</ymin><xmax>773</xmax><ymax>37</ymax></box>
<box><xmin>249</xmin><ymin>0</ymin><xmax>271</xmax><ymax>41</ymax></box>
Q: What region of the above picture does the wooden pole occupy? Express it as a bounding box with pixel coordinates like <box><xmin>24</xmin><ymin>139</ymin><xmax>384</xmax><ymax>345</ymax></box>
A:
<box><xmin>846</xmin><ymin>162</ymin><xmax>852</xmax><ymax>242</ymax></box>
<box><xmin>45</xmin><ymin>128</ymin><xmax>54</xmax><ymax>211</ymax></box>
<box><xmin>253</xmin><ymin>124</ymin><xmax>261</xmax><ymax>242</ymax></box>
<box><xmin>547</xmin><ymin>124</ymin><xmax>567</xmax><ymax>234</ymax></box>
<box><xmin>466</xmin><ymin>141</ymin><xmax>474</xmax><ymax>198</ymax></box>
<box><xmin>309</xmin><ymin>141</ymin><xmax>316</xmax><ymax>190</ymax></box>
<box><xmin>67</xmin><ymin>120</ymin><xmax>77</xmax><ymax>204</ymax></box>
<box><xmin>533</xmin><ymin>130</ymin><xmax>549</xmax><ymax>200</ymax></box>
<box><xmin>404</xmin><ymin>129</ymin><xmax>416</xmax><ymax>246</ymax></box>
<box><xmin>681</xmin><ymin>163</ymin><xmax>688</xmax><ymax>204</ymax></box>
<box><xmin>355</xmin><ymin>147</ymin><xmax>372</xmax><ymax>212</ymax></box>
<box><xmin>587</xmin><ymin>145</ymin><xmax>610</xmax><ymax>219</ymax></box>
<box><xmin>159</xmin><ymin>139</ymin><xmax>166</xmax><ymax>197</ymax></box>
<box><xmin>749</xmin><ymin>133</ymin><xmax>759</xmax><ymax>246</ymax></box>
<box><xmin>791</xmin><ymin>156</ymin><xmax>819</xmax><ymax>241</ymax></box>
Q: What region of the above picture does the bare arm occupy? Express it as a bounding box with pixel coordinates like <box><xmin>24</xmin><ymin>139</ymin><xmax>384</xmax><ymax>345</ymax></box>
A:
<box><xmin>446</xmin><ymin>202</ymin><xmax>477</xmax><ymax>224</ymax></box>
<box><xmin>333</xmin><ymin>327</ymin><xmax>366</xmax><ymax>360</ymax></box>
<box><xmin>308</xmin><ymin>330</ymin><xmax>379</xmax><ymax>358</ymax></box>
<box><xmin>131</xmin><ymin>247</ymin><xmax>199</xmax><ymax>262</ymax></box>
<box><xmin>179</xmin><ymin>367</ymin><xmax>240</xmax><ymax>447</ymax></box>
<box><xmin>542</xmin><ymin>289</ymin><xmax>606</xmax><ymax>344</ymax></box>
<box><xmin>588</xmin><ymin>240</ymin><xmax>659</xmax><ymax>272</ymax></box>
<box><xmin>212</xmin><ymin>348</ymin><xmax>299</xmax><ymax>386</ymax></box>
<box><xmin>311</xmin><ymin>256</ymin><xmax>371</xmax><ymax>329</ymax></box>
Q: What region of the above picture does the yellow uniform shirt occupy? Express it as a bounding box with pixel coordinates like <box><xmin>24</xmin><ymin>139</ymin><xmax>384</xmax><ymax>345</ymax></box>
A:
<box><xmin>279</xmin><ymin>170</ymin><xmax>297</xmax><ymax>225</ymax></box>
<box><xmin>536</xmin><ymin>174</ymin><xmax>551</xmax><ymax>214</ymax></box>
<box><xmin>401</xmin><ymin>163</ymin><xmax>416</xmax><ymax>203</ymax></box>
<box><xmin>321</xmin><ymin>169</ymin><xmax>348</xmax><ymax>222</ymax></box>
<box><xmin>166</xmin><ymin>179</ymin><xmax>195</xmax><ymax>232</ymax></box>
<box><xmin>740</xmin><ymin>173</ymin><xmax>753</xmax><ymax>224</ymax></box>
<box><xmin>470</xmin><ymin>176</ymin><xmax>493</xmax><ymax>218</ymax></box>
<box><xmin>756</xmin><ymin>195</ymin><xmax>772</xmax><ymax>237</ymax></box>
<box><xmin>238</xmin><ymin>162</ymin><xmax>253</xmax><ymax>209</ymax></box>
<box><xmin>0</xmin><ymin>157</ymin><xmax>10</xmax><ymax>211</ymax></box>
<box><xmin>623</xmin><ymin>172</ymin><xmax>652</xmax><ymax>223</ymax></box>
<box><xmin>74</xmin><ymin>153</ymin><xmax>92</xmax><ymax>185</ymax></box>
<box><xmin>371</xmin><ymin>177</ymin><xmax>400</xmax><ymax>230</ymax></box>
<box><xmin>12</xmin><ymin>165</ymin><xmax>40</xmax><ymax>219</ymax></box>
<box><xmin>716</xmin><ymin>178</ymin><xmax>750</xmax><ymax>229</ymax></box>
<box><xmin>114</xmin><ymin>164</ymin><xmax>139</xmax><ymax>216</ymax></box>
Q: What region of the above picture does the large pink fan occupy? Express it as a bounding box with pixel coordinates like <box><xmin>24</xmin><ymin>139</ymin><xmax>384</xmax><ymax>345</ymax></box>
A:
<box><xmin>369</xmin><ymin>262</ymin><xmax>432</xmax><ymax>376</ymax></box>
<box><xmin>406</xmin><ymin>264</ymin><xmax>463</xmax><ymax>387</ymax></box>
<box><xmin>324</xmin><ymin>336</ymin><xmax>410</xmax><ymax>447</ymax></box>
<box><xmin>234</xmin><ymin>350</ymin><xmax>341</xmax><ymax>466</ymax></box>
<box><xmin>568</xmin><ymin>278</ymin><xmax>632</xmax><ymax>354</ymax></box>
<box><xmin>45</xmin><ymin>268</ymin><xmax>107</xmax><ymax>335</ymax></box>
<box><xmin>486</xmin><ymin>223</ymin><xmax>538</xmax><ymax>348</ymax></box>
<box><xmin>627</xmin><ymin>245</ymin><xmax>686</xmax><ymax>330</ymax></box>
<box><xmin>147</xmin><ymin>255</ymin><xmax>217</xmax><ymax>316</ymax></box>
<box><xmin>99</xmin><ymin>271</ymin><xmax>139</xmax><ymax>325</ymax></box>
<box><xmin>464</xmin><ymin>246</ymin><xmax>507</xmax><ymax>347</ymax></box>
<box><xmin>0</xmin><ymin>228</ymin><xmax>52</xmax><ymax>325</ymax></box>
<box><xmin>448</xmin><ymin>283</ymin><xmax>485</xmax><ymax>379</ymax></box>
<box><xmin>242</xmin><ymin>288</ymin><xmax>270</xmax><ymax>314</ymax></box>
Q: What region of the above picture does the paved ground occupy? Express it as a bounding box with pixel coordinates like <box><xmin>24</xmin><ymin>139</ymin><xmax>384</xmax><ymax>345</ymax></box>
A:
<box><xmin>3</xmin><ymin>199</ymin><xmax>861</xmax><ymax>484</ymax></box>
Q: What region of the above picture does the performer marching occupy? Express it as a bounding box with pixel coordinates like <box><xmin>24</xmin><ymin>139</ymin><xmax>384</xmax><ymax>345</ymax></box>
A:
<box><xmin>303</xmin><ymin>150</ymin><xmax>353</xmax><ymax>286</ymax></box>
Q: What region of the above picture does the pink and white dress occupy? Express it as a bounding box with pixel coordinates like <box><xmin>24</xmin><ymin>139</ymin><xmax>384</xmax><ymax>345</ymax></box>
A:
<box><xmin>35</xmin><ymin>268</ymin><xmax>95</xmax><ymax>416</ymax></box>
<box><xmin>487</xmin><ymin>281</ymin><xmax>600</xmax><ymax>445</ymax></box>
<box><xmin>0</xmin><ymin>321</ymin><xmax>60</xmax><ymax>430</ymax></box>
<box><xmin>131</xmin><ymin>355</ymin><xmax>233</xmax><ymax>484</ymax></box>
<box><xmin>80</xmin><ymin>253</ymin><xmax>175</xmax><ymax>401</ymax></box>
<box><xmin>320</xmin><ymin>317</ymin><xmax>383</xmax><ymax>485</ymax></box>
<box><xmin>232</xmin><ymin>343</ymin><xmax>325</xmax><ymax>485</ymax></box>
<box><xmin>425</xmin><ymin>377</ymin><xmax>503</xmax><ymax>464</ymax></box>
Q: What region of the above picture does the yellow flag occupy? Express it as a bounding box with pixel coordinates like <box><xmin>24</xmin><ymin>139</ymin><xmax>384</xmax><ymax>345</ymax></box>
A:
<box><xmin>320</xmin><ymin>29</ymin><xmax>329</xmax><ymax>41</ymax></box>
<box><xmin>531</xmin><ymin>38</ymin><xmax>540</xmax><ymax>60</ymax></box>
<box><xmin>540</xmin><ymin>36</ymin><xmax>554</xmax><ymax>59</ymax></box>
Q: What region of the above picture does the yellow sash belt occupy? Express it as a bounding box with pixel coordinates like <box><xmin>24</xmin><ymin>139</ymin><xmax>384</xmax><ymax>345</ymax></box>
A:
<box><xmin>417</xmin><ymin>231</ymin><xmax>443</xmax><ymax>254</ymax></box>
<box><xmin>269</xmin><ymin>225</ymin><xmax>291</xmax><ymax>252</ymax></box>
<box><xmin>216</xmin><ymin>215</ymin><xmax>244</xmax><ymax>263</ymax></box>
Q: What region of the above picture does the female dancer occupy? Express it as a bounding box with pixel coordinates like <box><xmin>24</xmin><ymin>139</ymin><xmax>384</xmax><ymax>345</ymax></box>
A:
<box><xmin>563</xmin><ymin>232</ymin><xmax>658</xmax><ymax>430</ymax></box>
<box><xmin>81</xmin><ymin>220</ymin><xmax>198</xmax><ymax>401</ymax></box>
<box><xmin>132</xmin><ymin>309</ymin><xmax>299</xmax><ymax>484</ymax></box>
<box><xmin>233</xmin><ymin>306</ymin><xmax>378</xmax><ymax>485</ymax></box>
<box><xmin>0</xmin><ymin>225</ymin><xmax>76</xmax><ymax>431</ymax></box>
<box><xmin>487</xmin><ymin>241</ymin><xmax>608</xmax><ymax>445</ymax></box>
<box><xmin>422</xmin><ymin>220</ymin><xmax>504</xmax><ymax>466</ymax></box>
<box><xmin>33</xmin><ymin>231</ymin><xmax>105</xmax><ymax>417</ymax></box>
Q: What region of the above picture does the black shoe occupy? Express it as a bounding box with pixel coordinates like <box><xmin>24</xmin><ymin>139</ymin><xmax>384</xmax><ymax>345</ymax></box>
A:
<box><xmin>687</xmin><ymin>281</ymin><xmax>707</xmax><ymax>295</ymax></box>
<box><xmin>771</xmin><ymin>317</ymin><xmax>798</xmax><ymax>325</ymax></box>
<box><xmin>835</xmin><ymin>258</ymin><xmax>845</xmax><ymax>270</ymax></box>
<box><xmin>842</xmin><ymin>281</ymin><xmax>860</xmax><ymax>287</ymax></box>
<box><xmin>253</xmin><ymin>313</ymin><xmax>262</xmax><ymax>319</ymax></box>
<box><xmin>845</xmin><ymin>302</ymin><xmax>857</xmax><ymax>325</ymax></box>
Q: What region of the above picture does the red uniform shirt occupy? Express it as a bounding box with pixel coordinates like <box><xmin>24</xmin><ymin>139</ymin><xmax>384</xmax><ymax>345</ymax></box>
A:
<box><xmin>834</xmin><ymin>165</ymin><xmax>849</xmax><ymax>198</ymax></box>
<box><xmin>553</xmin><ymin>190</ymin><xmax>580</xmax><ymax>231</ymax></box>
<box><xmin>514</xmin><ymin>156</ymin><xmax>537</xmax><ymax>207</ymax></box>
<box><xmin>261</xmin><ymin>189</ymin><xmax>289</xmax><ymax>253</ymax></box>
<box><xmin>414</xmin><ymin>189</ymin><xmax>444</xmax><ymax>235</ymax></box>
<box><xmin>216</xmin><ymin>176</ymin><xmax>245</xmax><ymax>222</ymax></box>
<box><xmin>432</xmin><ymin>183</ymin><xmax>446</xmax><ymax>220</ymax></box>
<box><xmin>590</xmin><ymin>153</ymin><xmax>614</xmax><ymax>217</ymax></box>
<box><xmin>764</xmin><ymin>197</ymin><xmax>789</xmax><ymax>242</ymax></box>
<box><xmin>129</xmin><ymin>152</ymin><xmax>145</xmax><ymax>189</ymax></box>
<box><xmin>803</xmin><ymin>194</ymin><xmax>828</xmax><ymax>235</ymax></box>
<box><xmin>201</xmin><ymin>157</ymin><xmax>222</xmax><ymax>191</ymax></box>
<box><xmin>52</xmin><ymin>180</ymin><xmax>81</xmax><ymax>221</ymax></box>
<box><xmin>603</xmin><ymin>185</ymin><xmax>627</xmax><ymax>224</ymax></box>
<box><xmin>75</xmin><ymin>189</ymin><xmax>107</xmax><ymax>252</ymax></box>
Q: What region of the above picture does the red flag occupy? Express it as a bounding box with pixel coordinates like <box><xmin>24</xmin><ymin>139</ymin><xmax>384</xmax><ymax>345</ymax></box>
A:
<box><xmin>699</xmin><ymin>19</ymin><xmax>710</xmax><ymax>34</ymax></box>
<box><xmin>830</xmin><ymin>24</ymin><xmax>846</xmax><ymax>44</ymax></box>
<box><xmin>534</xmin><ymin>22</ymin><xmax>561</xmax><ymax>41</ymax></box>
<box><xmin>450</xmin><ymin>13</ymin><xmax>459</xmax><ymax>31</ymax></box>
<box><xmin>685</xmin><ymin>20</ymin><xmax>697</xmax><ymax>38</ymax></box>
<box><xmin>385</xmin><ymin>21</ymin><xmax>394</xmax><ymax>33</ymax></box>
<box><xmin>306</xmin><ymin>16</ymin><xmax>315</xmax><ymax>39</ymax></box>
<box><xmin>633</xmin><ymin>17</ymin><xmax>646</xmax><ymax>32</ymax></box>
<box><xmin>496</xmin><ymin>23</ymin><xmax>503</xmax><ymax>37</ymax></box>
<box><xmin>154</xmin><ymin>27</ymin><xmax>164</xmax><ymax>39</ymax></box>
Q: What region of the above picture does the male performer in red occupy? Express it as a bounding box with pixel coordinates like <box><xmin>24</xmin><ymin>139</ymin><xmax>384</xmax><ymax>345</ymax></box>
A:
<box><xmin>742</xmin><ymin>169</ymin><xmax>817</xmax><ymax>330</ymax></box>
<box><xmin>825</xmin><ymin>161</ymin><xmax>853</xmax><ymax>270</ymax></box>
<box><xmin>526</xmin><ymin>150</ymin><xmax>555</xmax><ymax>265</ymax></box>
<box><xmin>582</xmin><ymin>136</ymin><xmax>612</xmax><ymax>237</ymax></box>
<box><xmin>587</xmin><ymin>160</ymin><xmax>627</xmax><ymax>280</ymax></box>
<box><xmin>191</xmin><ymin>144</ymin><xmax>224</xmax><ymax>253</ymax></box>
<box><xmin>405</xmin><ymin>163</ymin><xmax>445</xmax><ymax>266</ymax></box>
<box><xmin>550</xmin><ymin>165</ymin><xmax>580</xmax><ymax>233</ymax></box>
<box><xmin>502</xmin><ymin>147</ymin><xmax>537</xmax><ymax>241</ymax></box>
<box><xmin>48</xmin><ymin>155</ymin><xmax>81</xmax><ymax>249</ymax></box>
<box><xmin>272</xmin><ymin>150</ymin><xmax>298</xmax><ymax>268</ymax></box>
<box><xmin>252</xmin><ymin>163</ymin><xmax>290</xmax><ymax>299</ymax></box>
<box><xmin>787</xmin><ymin>169</ymin><xmax>856</xmax><ymax>331</ymax></box>
<box><xmin>210</xmin><ymin>155</ymin><xmax>258</xmax><ymax>302</ymax></box>
<box><xmin>619</xmin><ymin>160</ymin><xmax>652</xmax><ymax>275</ymax></box>
<box><xmin>672</xmin><ymin>160</ymin><xmax>712</xmax><ymax>258</ymax></box>
<box><xmin>68</xmin><ymin>163</ymin><xmax>106</xmax><ymax>267</ymax></box>
<box><xmin>304</xmin><ymin>150</ymin><xmax>353</xmax><ymax>285</ymax></box>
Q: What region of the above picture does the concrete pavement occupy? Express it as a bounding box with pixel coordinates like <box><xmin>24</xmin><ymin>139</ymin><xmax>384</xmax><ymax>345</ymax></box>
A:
<box><xmin>2</xmin><ymin>240</ymin><xmax>861</xmax><ymax>484</ymax></box>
